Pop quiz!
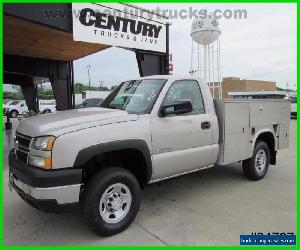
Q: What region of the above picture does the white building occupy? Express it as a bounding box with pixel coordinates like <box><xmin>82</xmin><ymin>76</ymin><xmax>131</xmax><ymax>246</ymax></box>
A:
<box><xmin>82</xmin><ymin>91</ymin><xmax>111</xmax><ymax>100</ymax></box>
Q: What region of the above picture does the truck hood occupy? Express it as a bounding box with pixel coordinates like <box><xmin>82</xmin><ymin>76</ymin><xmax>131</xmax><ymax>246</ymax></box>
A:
<box><xmin>17</xmin><ymin>108</ymin><xmax>138</xmax><ymax>137</ymax></box>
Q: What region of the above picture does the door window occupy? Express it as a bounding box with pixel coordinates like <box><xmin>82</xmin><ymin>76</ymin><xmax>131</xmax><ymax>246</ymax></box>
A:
<box><xmin>162</xmin><ymin>80</ymin><xmax>205</xmax><ymax>115</ymax></box>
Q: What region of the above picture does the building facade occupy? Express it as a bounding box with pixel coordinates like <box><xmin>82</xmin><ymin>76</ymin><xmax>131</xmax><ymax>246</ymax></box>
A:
<box><xmin>221</xmin><ymin>77</ymin><xmax>276</xmax><ymax>99</ymax></box>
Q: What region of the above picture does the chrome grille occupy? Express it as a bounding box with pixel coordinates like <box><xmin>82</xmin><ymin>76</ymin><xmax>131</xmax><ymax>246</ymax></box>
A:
<box><xmin>16</xmin><ymin>149</ymin><xmax>28</xmax><ymax>164</ymax></box>
<box><xmin>15</xmin><ymin>133</ymin><xmax>32</xmax><ymax>164</ymax></box>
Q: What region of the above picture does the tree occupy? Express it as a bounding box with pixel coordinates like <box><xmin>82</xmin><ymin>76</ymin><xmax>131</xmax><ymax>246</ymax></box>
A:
<box><xmin>74</xmin><ymin>82</ymin><xmax>111</xmax><ymax>93</ymax></box>
<box><xmin>3</xmin><ymin>85</ymin><xmax>24</xmax><ymax>100</ymax></box>
<box><xmin>110</xmin><ymin>85</ymin><xmax>118</xmax><ymax>91</ymax></box>
<box><xmin>3</xmin><ymin>91</ymin><xmax>24</xmax><ymax>100</ymax></box>
<box><xmin>100</xmin><ymin>86</ymin><xmax>109</xmax><ymax>91</ymax></box>
<box><xmin>74</xmin><ymin>82</ymin><xmax>85</xmax><ymax>93</ymax></box>
<box><xmin>37</xmin><ymin>84</ymin><xmax>54</xmax><ymax>100</ymax></box>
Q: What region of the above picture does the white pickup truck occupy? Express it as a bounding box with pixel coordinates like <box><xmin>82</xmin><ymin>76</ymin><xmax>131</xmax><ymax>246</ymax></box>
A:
<box><xmin>3</xmin><ymin>100</ymin><xmax>28</xmax><ymax>118</ymax></box>
<box><xmin>3</xmin><ymin>100</ymin><xmax>56</xmax><ymax>118</ymax></box>
<box><xmin>9</xmin><ymin>75</ymin><xmax>290</xmax><ymax>236</ymax></box>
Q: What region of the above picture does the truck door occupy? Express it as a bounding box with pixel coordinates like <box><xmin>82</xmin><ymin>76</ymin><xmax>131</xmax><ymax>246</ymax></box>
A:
<box><xmin>150</xmin><ymin>79</ymin><xmax>214</xmax><ymax>180</ymax></box>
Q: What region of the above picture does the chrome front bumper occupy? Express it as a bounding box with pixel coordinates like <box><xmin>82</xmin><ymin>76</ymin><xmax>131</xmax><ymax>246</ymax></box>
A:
<box><xmin>9</xmin><ymin>149</ymin><xmax>83</xmax><ymax>212</ymax></box>
<box><xmin>9</xmin><ymin>173</ymin><xmax>81</xmax><ymax>205</ymax></box>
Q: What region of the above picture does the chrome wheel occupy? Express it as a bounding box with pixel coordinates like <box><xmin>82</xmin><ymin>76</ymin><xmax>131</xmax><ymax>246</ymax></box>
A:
<box><xmin>255</xmin><ymin>149</ymin><xmax>266</xmax><ymax>173</ymax></box>
<box><xmin>99</xmin><ymin>183</ymin><xmax>132</xmax><ymax>224</ymax></box>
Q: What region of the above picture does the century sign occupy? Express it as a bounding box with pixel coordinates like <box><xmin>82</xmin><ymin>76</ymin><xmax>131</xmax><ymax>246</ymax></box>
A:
<box><xmin>72</xmin><ymin>3</ymin><xmax>167</xmax><ymax>53</ymax></box>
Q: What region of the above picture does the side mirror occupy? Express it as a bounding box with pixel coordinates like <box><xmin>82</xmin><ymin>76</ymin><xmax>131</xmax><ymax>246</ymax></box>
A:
<box><xmin>160</xmin><ymin>100</ymin><xmax>193</xmax><ymax>117</ymax></box>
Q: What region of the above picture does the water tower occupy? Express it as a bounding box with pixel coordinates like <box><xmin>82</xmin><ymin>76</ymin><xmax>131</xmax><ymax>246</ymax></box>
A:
<box><xmin>190</xmin><ymin>16</ymin><xmax>222</xmax><ymax>98</ymax></box>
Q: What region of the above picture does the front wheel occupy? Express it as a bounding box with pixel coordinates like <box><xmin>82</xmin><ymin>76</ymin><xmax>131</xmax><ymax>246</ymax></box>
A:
<box><xmin>82</xmin><ymin>167</ymin><xmax>141</xmax><ymax>236</ymax></box>
<box><xmin>242</xmin><ymin>141</ymin><xmax>270</xmax><ymax>181</ymax></box>
<box><xmin>10</xmin><ymin>110</ymin><xmax>19</xmax><ymax>118</ymax></box>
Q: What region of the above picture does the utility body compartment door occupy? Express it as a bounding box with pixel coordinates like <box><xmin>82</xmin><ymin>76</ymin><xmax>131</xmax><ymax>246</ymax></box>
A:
<box><xmin>278</xmin><ymin>123</ymin><xmax>289</xmax><ymax>149</ymax></box>
<box><xmin>223</xmin><ymin>102</ymin><xmax>251</xmax><ymax>163</ymax></box>
<box><xmin>249</xmin><ymin>101</ymin><xmax>290</xmax><ymax>127</ymax></box>
<box><xmin>214</xmin><ymin>99</ymin><xmax>290</xmax><ymax>165</ymax></box>
<box><xmin>214</xmin><ymin>100</ymin><xmax>251</xmax><ymax>165</ymax></box>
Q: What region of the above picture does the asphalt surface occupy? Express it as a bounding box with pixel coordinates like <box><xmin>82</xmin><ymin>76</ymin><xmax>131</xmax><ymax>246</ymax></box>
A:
<box><xmin>3</xmin><ymin>118</ymin><xmax>296</xmax><ymax>246</ymax></box>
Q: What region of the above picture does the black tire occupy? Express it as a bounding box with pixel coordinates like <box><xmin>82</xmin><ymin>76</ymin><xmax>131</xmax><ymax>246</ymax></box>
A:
<box><xmin>10</xmin><ymin>110</ymin><xmax>19</xmax><ymax>118</ymax></box>
<box><xmin>82</xmin><ymin>167</ymin><xmax>141</xmax><ymax>237</ymax></box>
<box><xmin>242</xmin><ymin>141</ymin><xmax>270</xmax><ymax>181</ymax></box>
<box><xmin>42</xmin><ymin>109</ymin><xmax>51</xmax><ymax>114</ymax></box>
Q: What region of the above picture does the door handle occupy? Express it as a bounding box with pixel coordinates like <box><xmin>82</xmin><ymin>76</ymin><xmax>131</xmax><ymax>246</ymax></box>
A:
<box><xmin>201</xmin><ymin>121</ymin><xmax>211</xmax><ymax>129</ymax></box>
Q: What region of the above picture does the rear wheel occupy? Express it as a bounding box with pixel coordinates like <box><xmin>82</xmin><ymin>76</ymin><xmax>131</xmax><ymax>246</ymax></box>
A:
<box><xmin>10</xmin><ymin>110</ymin><xmax>19</xmax><ymax>118</ymax></box>
<box><xmin>242</xmin><ymin>141</ymin><xmax>270</xmax><ymax>180</ymax></box>
<box><xmin>82</xmin><ymin>167</ymin><xmax>141</xmax><ymax>236</ymax></box>
<box><xmin>42</xmin><ymin>109</ymin><xmax>51</xmax><ymax>114</ymax></box>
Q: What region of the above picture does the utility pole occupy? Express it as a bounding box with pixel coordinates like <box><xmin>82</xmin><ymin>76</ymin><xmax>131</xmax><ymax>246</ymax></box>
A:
<box><xmin>87</xmin><ymin>65</ymin><xmax>91</xmax><ymax>91</ymax></box>
<box><xmin>99</xmin><ymin>80</ymin><xmax>104</xmax><ymax>90</ymax></box>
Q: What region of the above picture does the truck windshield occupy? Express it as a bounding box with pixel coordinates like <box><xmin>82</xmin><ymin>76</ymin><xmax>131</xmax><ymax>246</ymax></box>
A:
<box><xmin>10</xmin><ymin>101</ymin><xmax>20</xmax><ymax>105</ymax></box>
<box><xmin>100</xmin><ymin>79</ymin><xmax>166</xmax><ymax>114</ymax></box>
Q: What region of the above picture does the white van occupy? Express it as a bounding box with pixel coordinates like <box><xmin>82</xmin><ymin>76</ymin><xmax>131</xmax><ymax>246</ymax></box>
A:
<box><xmin>39</xmin><ymin>100</ymin><xmax>56</xmax><ymax>113</ymax></box>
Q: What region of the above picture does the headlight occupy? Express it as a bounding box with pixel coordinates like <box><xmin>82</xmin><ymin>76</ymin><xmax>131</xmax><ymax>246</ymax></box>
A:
<box><xmin>30</xmin><ymin>136</ymin><xmax>55</xmax><ymax>169</ymax></box>
<box><xmin>31</xmin><ymin>136</ymin><xmax>55</xmax><ymax>151</ymax></box>
<box><xmin>28</xmin><ymin>155</ymin><xmax>52</xmax><ymax>169</ymax></box>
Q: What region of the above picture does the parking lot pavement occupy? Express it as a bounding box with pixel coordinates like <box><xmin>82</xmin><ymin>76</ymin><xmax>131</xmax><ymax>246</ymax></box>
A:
<box><xmin>3</xmin><ymin>118</ymin><xmax>296</xmax><ymax>246</ymax></box>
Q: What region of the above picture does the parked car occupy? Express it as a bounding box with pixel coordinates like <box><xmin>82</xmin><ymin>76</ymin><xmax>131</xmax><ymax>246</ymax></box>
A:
<box><xmin>3</xmin><ymin>99</ymin><xmax>56</xmax><ymax>118</ymax></box>
<box><xmin>290</xmin><ymin>95</ymin><xmax>297</xmax><ymax>118</ymax></box>
<box><xmin>3</xmin><ymin>100</ymin><xmax>27</xmax><ymax>118</ymax></box>
<box><xmin>75</xmin><ymin>98</ymin><xmax>103</xmax><ymax>109</ymax></box>
<box><xmin>3</xmin><ymin>99</ymin><xmax>19</xmax><ymax>115</ymax></box>
<box><xmin>9</xmin><ymin>75</ymin><xmax>290</xmax><ymax>236</ymax></box>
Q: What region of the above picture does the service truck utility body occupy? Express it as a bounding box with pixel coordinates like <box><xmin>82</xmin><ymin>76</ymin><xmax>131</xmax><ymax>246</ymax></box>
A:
<box><xmin>214</xmin><ymin>99</ymin><xmax>290</xmax><ymax>165</ymax></box>
<box><xmin>9</xmin><ymin>75</ymin><xmax>290</xmax><ymax>236</ymax></box>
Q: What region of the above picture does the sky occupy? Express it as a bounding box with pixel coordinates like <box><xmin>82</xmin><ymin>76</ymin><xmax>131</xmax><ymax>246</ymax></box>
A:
<box><xmin>4</xmin><ymin>3</ymin><xmax>297</xmax><ymax>92</ymax></box>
